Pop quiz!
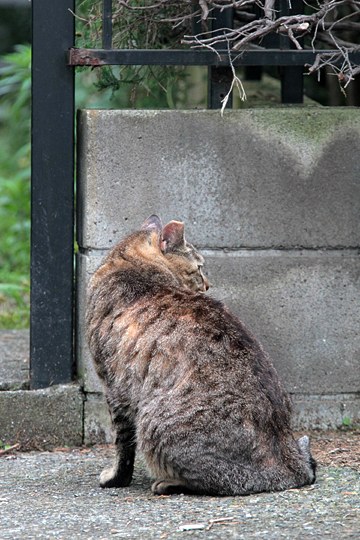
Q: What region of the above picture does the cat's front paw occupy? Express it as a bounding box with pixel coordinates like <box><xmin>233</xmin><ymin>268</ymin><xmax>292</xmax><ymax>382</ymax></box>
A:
<box><xmin>99</xmin><ymin>467</ymin><xmax>132</xmax><ymax>488</ymax></box>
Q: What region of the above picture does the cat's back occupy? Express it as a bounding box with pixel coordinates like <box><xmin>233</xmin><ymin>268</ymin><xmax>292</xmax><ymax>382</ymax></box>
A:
<box><xmin>123</xmin><ymin>287</ymin><xmax>292</xmax><ymax>441</ymax></box>
<box><xmin>87</xmin><ymin>217</ymin><xmax>288</xmax><ymax>415</ymax></box>
<box><xmin>117</xmin><ymin>286</ymin><xmax>283</xmax><ymax>398</ymax></box>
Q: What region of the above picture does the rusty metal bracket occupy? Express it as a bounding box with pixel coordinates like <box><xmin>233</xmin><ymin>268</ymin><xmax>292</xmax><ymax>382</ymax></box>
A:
<box><xmin>68</xmin><ymin>48</ymin><xmax>106</xmax><ymax>66</ymax></box>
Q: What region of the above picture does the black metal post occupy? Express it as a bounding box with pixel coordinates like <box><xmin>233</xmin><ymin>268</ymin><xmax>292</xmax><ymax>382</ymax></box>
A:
<box><xmin>244</xmin><ymin>3</ymin><xmax>263</xmax><ymax>82</ymax></box>
<box><xmin>102</xmin><ymin>0</ymin><xmax>113</xmax><ymax>49</ymax></box>
<box><xmin>208</xmin><ymin>8</ymin><xmax>234</xmax><ymax>109</ymax></box>
<box><xmin>280</xmin><ymin>64</ymin><xmax>304</xmax><ymax>103</ymax></box>
<box><xmin>31</xmin><ymin>0</ymin><xmax>75</xmax><ymax>388</ymax></box>
<box><xmin>280</xmin><ymin>0</ymin><xmax>304</xmax><ymax>103</ymax></box>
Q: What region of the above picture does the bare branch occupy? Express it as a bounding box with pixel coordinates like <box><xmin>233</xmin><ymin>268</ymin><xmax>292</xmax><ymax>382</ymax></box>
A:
<box><xmin>264</xmin><ymin>0</ymin><xmax>276</xmax><ymax>21</ymax></box>
<box><xmin>77</xmin><ymin>0</ymin><xmax>360</xmax><ymax>97</ymax></box>
<box><xmin>220</xmin><ymin>38</ymin><xmax>246</xmax><ymax>116</ymax></box>
<box><xmin>199</xmin><ymin>0</ymin><xmax>210</xmax><ymax>20</ymax></box>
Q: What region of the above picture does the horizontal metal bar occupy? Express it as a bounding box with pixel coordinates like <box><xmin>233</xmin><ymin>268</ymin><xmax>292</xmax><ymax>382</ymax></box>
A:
<box><xmin>68</xmin><ymin>47</ymin><xmax>360</xmax><ymax>67</ymax></box>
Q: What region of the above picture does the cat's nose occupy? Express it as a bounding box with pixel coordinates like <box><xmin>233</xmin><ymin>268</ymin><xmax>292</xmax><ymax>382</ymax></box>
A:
<box><xmin>203</xmin><ymin>277</ymin><xmax>210</xmax><ymax>291</ymax></box>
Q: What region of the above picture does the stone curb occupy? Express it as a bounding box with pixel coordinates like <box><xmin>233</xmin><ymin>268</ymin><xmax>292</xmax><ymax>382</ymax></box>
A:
<box><xmin>0</xmin><ymin>383</ymin><xmax>84</xmax><ymax>449</ymax></box>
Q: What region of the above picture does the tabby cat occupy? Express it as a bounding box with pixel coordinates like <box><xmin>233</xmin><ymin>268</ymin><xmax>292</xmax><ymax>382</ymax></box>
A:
<box><xmin>86</xmin><ymin>215</ymin><xmax>316</xmax><ymax>495</ymax></box>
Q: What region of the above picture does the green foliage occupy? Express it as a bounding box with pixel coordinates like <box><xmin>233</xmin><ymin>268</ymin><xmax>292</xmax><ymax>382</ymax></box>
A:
<box><xmin>0</xmin><ymin>271</ymin><xmax>29</xmax><ymax>329</ymax></box>
<box><xmin>75</xmin><ymin>1</ymin><xmax>190</xmax><ymax>108</ymax></box>
<box><xmin>0</xmin><ymin>44</ymin><xmax>31</xmax><ymax>328</ymax></box>
<box><xmin>341</xmin><ymin>416</ymin><xmax>352</xmax><ymax>428</ymax></box>
<box><xmin>76</xmin><ymin>64</ymin><xmax>188</xmax><ymax>109</ymax></box>
<box><xmin>0</xmin><ymin>7</ymin><xmax>31</xmax><ymax>54</ymax></box>
<box><xmin>0</xmin><ymin>22</ymin><xmax>203</xmax><ymax>332</ymax></box>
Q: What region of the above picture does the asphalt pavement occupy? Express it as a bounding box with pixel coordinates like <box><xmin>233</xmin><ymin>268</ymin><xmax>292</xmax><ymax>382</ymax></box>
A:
<box><xmin>0</xmin><ymin>446</ymin><xmax>359</xmax><ymax>539</ymax></box>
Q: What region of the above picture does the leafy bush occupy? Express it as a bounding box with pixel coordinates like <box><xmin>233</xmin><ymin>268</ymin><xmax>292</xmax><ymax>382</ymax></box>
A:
<box><xmin>75</xmin><ymin>1</ymin><xmax>191</xmax><ymax>108</ymax></box>
<box><xmin>0</xmin><ymin>44</ymin><xmax>31</xmax><ymax>328</ymax></box>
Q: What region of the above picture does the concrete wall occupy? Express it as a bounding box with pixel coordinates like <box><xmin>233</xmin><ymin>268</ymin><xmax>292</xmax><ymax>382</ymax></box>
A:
<box><xmin>77</xmin><ymin>109</ymin><xmax>360</xmax><ymax>439</ymax></box>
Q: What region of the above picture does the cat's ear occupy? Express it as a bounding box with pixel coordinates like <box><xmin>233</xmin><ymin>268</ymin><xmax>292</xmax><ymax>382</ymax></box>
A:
<box><xmin>161</xmin><ymin>220</ymin><xmax>185</xmax><ymax>253</ymax></box>
<box><xmin>141</xmin><ymin>214</ymin><xmax>163</xmax><ymax>234</ymax></box>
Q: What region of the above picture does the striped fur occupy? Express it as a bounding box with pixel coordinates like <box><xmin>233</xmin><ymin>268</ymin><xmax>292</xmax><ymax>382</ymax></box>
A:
<box><xmin>86</xmin><ymin>216</ymin><xmax>316</xmax><ymax>495</ymax></box>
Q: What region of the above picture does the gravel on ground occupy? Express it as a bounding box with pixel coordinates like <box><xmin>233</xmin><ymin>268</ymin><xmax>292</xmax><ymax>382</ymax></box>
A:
<box><xmin>1</xmin><ymin>430</ymin><xmax>359</xmax><ymax>539</ymax></box>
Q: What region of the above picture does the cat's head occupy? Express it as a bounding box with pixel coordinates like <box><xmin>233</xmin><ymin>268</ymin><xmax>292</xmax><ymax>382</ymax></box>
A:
<box><xmin>141</xmin><ymin>214</ymin><xmax>210</xmax><ymax>293</ymax></box>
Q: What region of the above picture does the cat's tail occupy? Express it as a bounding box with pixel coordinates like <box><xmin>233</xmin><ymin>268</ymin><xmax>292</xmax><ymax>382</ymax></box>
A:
<box><xmin>297</xmin><ymin>435</ymin><xmax>317</xmax><ymax>484</ymax></box>
<box><xmin>207</xmin><ymin>435</ymin><xmax>316</xmax><ymax>495</ymax></box>
<box><xmin>204</xmin><ymin>458</ymin><xmax>315</xmax><ymax>496</ymax></box>
<box><xmin>202</xmin><ymin>452</ymin><xmax>315</xmax><ymax>496</ymax></box>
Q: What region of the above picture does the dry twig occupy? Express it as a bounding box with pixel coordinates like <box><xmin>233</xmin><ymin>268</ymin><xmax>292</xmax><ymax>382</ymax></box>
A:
<box><xmin>80</xmin><ymin>1</ymin><xmax>360</xmax><ymax>94</ymax></box>
<box><xmin>0</xmin><ymin>443</ymin><xmax>20</xmax><ymax>456</ymax></box>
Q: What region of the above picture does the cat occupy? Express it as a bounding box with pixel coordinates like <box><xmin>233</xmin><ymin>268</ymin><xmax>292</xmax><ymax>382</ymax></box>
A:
<box><xmin>86</xmin><ymin>215</ymin><xmax>316</xmax><ymax>495</ymax></box>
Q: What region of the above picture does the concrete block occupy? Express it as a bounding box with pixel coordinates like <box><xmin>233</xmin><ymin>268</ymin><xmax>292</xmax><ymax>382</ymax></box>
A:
<box><xmin>82</xmin><ymin>393</ymin><xmax>360</xmax><ymax>443</ymax></box>
<box><xmin>76</xmin><ymin>252</ymin><xmax>103</xmax><ymax>392</ymax></box>
<box><xmin>76</xmin><ymin>108</ymin><xmax>360</xmax><ymax>432</ymax></box>
<box><xmin>83</xmin><ymin>392</ymin><xmax>112</xmax><ymax>445</ymax></box>
<box><xmin>78</xmin><ymin>245</ymin><xmax>360</xmax><ymax>439</ymax></box>
<box><xmin>77</xmin><ymin>249</ymin><xmax>360</xmax><ymax>396</ymax></box>
<box><xmin>0</xmin><ymin>384</ymin><xmax>84</xmax><ymax>449</ymax></box>
<box><xmin>291</xmin><ymin>394</ymin><xmax>360</xmax><ymax>431</ymax></box>
<box><xmin>77</xmin><ymin>109</ymin><xmax>360</xmax><ymax>250</ymax></box>
<box><xmin>204</xmin><ymin>250</ymin><xmax>360</xmax><ymax>395</ymax></box>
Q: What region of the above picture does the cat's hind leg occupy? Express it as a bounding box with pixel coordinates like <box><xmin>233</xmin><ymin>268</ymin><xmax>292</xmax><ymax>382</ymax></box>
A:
<box><xmin>145</xmin><ymin>448</ymin><xmax>198</xmax><ymax>495</ymax></box>
<box><xmin>151</xmin><ymin>478</ymin><xmax>196</xmax><ymax>495</ymax></box>
<box><xmin>100</xmin><ymin>414</ymin><xmax>136</xmax><ymax>488</ymax></box>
